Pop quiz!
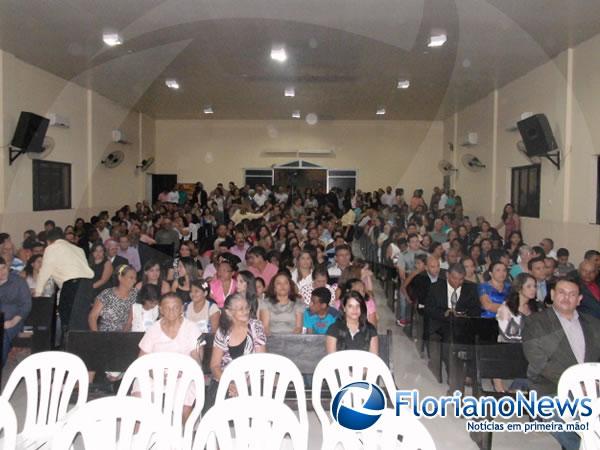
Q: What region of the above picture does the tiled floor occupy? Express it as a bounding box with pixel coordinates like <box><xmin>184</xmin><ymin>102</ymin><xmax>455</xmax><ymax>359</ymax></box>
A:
<box><xmin>1</xmin><ymin>272</ymin><xmax>561</xmax><ymax>450</ymax></box>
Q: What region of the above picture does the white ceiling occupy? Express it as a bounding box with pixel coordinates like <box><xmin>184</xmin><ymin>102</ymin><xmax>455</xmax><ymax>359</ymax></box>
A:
<box><xmin>1</xmin><ymin>0</ymin><xmax>600</xmax><ymax>120</ymax></box>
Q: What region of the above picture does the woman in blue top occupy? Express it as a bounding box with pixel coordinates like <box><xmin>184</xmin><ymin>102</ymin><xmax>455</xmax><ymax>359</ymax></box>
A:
<box><xmin>478</xmin><ymin>261</ymin><xmax>511</xmax><ymax>318</ymax></box>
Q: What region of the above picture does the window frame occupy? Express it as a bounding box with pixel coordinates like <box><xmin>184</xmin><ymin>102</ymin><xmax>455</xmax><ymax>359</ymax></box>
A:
<box><xmin>510</xmin><ymin>163</ymin><xmax>541</xmax><ymax>218</ymax></box>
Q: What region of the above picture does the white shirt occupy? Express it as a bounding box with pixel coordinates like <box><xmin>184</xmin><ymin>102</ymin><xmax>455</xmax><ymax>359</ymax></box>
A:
<box><xmin>380</xmin><ymin>193</ymin><xmax>395</xmax><ymax>207</ymax></box>
<box><xmin>438</xmin><ymin>193</ymin><xmax>448</xmax><ymax>210</ymax></box>
<box><xmin>36</xmin><ymin>239</ymin><xmax>94</xmax><ymax>295</ymax></box>
<box><xmin>274</xmin><ymin>192</ymin><xmax>288</xmax><ymax>204</ymax></box>
<box><xmin>253</xmin><ymin>192</ymin><xmax>268</xmax><ymax>207</ymax></box>
<box><xmin>97</xmin><ymin>227</ymin><xmax>110</xmax><ymax>242</ymax></box>
<box><xmin>167</xmin><ymin>191</ymin><xmax>179</xmax><ymax>203</ymax></box>
<box><xmin>446</xmin><ymin>282</ymin><xmax>462</xmax><ymax>310</ymax></box>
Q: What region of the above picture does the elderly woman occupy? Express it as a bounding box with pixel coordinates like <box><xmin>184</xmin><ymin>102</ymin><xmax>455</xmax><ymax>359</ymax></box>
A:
<box><xmin>259</xmin><ymin>271</ymin><xmax>304</xmax><ymax>335</ymax></box>
<box><xmin>136</xmin><ymin>292</ymin><xmax>203</xmax><ymax>422</ymax></box>
<box><xmin>209</xmin><ymin>293</ymin><xmax>266</xmax><ymax>402</ymax></box>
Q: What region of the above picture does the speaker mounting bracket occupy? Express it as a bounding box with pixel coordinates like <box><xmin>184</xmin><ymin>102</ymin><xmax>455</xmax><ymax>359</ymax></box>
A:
<box><xmin>543</xmin><ymin>151</ymin><xmax>560</xmax><ymax>170</ymax></box>
<box><xmin>8</xmin><ymin>145</ymin><xmax>26</xmax><ymax>165</ymax></box>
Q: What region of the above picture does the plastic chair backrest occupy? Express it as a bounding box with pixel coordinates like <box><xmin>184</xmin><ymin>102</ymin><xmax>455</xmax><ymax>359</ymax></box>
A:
<box><xmin>215</xmin><ymin>353</ymin><xmax>307</xmax><ymax>430</ymax></box>
<box><xmin>50</xmin><ymin>396</ymin><xmax>171</xmax><ymax>450</ymax></box>
<box><xmin>0</xmin><ymin>397</ymin><xmax>17</xmax><ymax>450</ymax></box>
<box><xmin>117</xmin><ymin>352</ymin><xmax>205</xmax><ymax>447</ymax></box>
<box><xmin>557</xmin><ymin>362</ymin><xmax>600</xmax><ymax>422</ymax></box>
<box><xmin>0</xmin><ymin>351</ymin><xmax>88</xmax><ymax>440</ymax></box>
<box><xmin>312</xmin><ymin>350</ymin><xmax>396</xmax><ymax>433</ymax></box>
<box><xmin>581</xmin><ymin>396</ymin><xmax>600</xmax><ymax>450</ymax></box>
<box><xmin>192</xmin><ymin>396</ymin><xmax>307</xmax><ymax>450</ymax></box>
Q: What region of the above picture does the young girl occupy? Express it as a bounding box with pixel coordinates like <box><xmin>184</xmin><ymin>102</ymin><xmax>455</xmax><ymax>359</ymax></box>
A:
<box><xmin>185</xmin><ymin>279</ymin><xmax>221</xmax><ymax>334</ymax></box>
<box><xmin>131</xmin><ymin>284</ymin><xmax>160</xmax><ymax>332</ymax></box>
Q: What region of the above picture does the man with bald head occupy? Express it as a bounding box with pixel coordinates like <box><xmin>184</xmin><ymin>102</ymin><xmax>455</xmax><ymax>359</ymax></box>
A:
<box><xmin>577</xmin><ymin>260</ymin><xmax>600</xmax><ymax>319</ymax></box>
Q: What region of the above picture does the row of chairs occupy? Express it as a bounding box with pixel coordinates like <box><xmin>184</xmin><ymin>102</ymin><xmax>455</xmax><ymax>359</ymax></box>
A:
<box><xmin>0</xmin><ymin>349</ymin><xmax>435</xmax><ymax>449</ymax></box>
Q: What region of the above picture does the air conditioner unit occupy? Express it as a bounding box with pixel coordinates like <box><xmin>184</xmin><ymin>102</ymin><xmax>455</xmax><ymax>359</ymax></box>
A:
<box><xmin>112</xmin><ymin>129</ymin><xmax>131</xmax><ymax>145</ymax></box>
<box><xmin>47</xmin><ymin>113</ymin><xmax>70</xmax><ymax>128</ymax></box>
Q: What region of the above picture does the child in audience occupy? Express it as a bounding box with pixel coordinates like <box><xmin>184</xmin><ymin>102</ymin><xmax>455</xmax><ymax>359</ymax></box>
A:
<box><xmin>556</xmin><ymin>248</ymin><xmax>575</xmax><ymax>277</ymax></box>
<box><xmin>185</xmin><ymin>279</ymin><xmax>220</xmax><ymax>333</ymax></box>
<box><xmin>131</xmin><ymin>284</ymin><xmax>160</xmax><ymax>332</ymax></box>
<box><xmin>303</xmin><ymin>287</ymin><xmax>338</xmax><ymax>334</ymax></box>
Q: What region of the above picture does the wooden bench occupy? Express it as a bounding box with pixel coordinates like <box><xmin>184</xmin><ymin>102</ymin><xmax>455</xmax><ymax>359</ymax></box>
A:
<box><xmin>65</xmin><ymin>329</ymin><xmax>394</xmax><ymax>398</ymax></box>
<box><xmin>469</xmin><ymin>340</ymin><xmax>529</xmax><ymax>450</ymax></box>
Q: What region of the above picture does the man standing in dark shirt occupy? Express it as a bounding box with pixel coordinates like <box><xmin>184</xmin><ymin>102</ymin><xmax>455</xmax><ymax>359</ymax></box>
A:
<box><xmin>0</xmin><ymin>256</ymin><xmax>32</xmax><ymax>366</ymax></box>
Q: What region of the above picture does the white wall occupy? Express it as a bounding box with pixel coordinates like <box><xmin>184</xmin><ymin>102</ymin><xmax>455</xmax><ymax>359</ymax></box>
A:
<box><xmin>0</xmin><ymin>50</ymin><xmax>155</xmax><ymax>237</ymax></box>
<box><xmin>451</xmin><ymin>42</ymin><xmax>600</xmax><ymax>261</ymax></box>
<box><xmin>154</xmin><ymin>119</ymin><xmax>444</xmax><ymax>195</ymax></box>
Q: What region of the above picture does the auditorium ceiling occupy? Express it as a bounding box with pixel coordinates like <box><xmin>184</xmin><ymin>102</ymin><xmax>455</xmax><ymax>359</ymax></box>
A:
<box><xmin>1</xmin><ymin>0</ymin><xmax>600</xmax><ymax>120</ymax></box>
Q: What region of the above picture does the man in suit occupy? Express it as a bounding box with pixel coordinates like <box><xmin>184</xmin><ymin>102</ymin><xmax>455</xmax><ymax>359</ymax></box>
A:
<box><xmin>523</xmin><ymin>276</ymin><xmax>600</xmax><ymax>450</ymax></box>
<box><xmin>425</xmin><ymin>263</ymin><xmax>481</xmax><ymax>391</ymax></box>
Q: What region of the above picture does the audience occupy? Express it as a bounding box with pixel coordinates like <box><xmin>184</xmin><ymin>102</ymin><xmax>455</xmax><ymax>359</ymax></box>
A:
<box><xmin>131</xmin><ymin>284</ymin><xmax>160</xmax><ymax>332</ymax></box>
<box><xmin>185</xmin><ymin>279</ymin><xmax>220</xmax><ymax>333</ymax></box>
<box><xmin>478</xmin><ymin>261</ymin><xmax>510</xmax><ymax>318</ymax></box>
<box><xmin>303</xmin><ymin>287</ymin><xmax>337</xmax><ymax>334</ymax></box>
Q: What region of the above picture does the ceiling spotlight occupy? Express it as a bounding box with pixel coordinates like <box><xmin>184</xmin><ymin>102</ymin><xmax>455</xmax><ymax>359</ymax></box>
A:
<box><xmin>428</xmin><ymin>33</ymin><xmax>447</xmax><ymax>47</ymax></box>
<box><xmin>397</xmin><ymin>79</ymin><xmax>410</xmax><ymax>89</ymax></box>
<box><xmin>102</xmin><ymin>32</ymin><xmax>123</xmax><ymax>47</ymax></box>
<box><xmin>203</xmin><ymin>106</ymin><xmax>214</xmax><ymax>114</ymax></box>
<box><xmin>284</xmin><ymin>87</ymin><xmax>295</xmax><ymax>97</ymax></box>
<box><xmin>292</xmin><ymin>110</ymin><xmax>301</xmax><ymax>119</ymax></box>
<box><xmin>165</xmin><ymin>79</ymin><xmax>180</xmax><ymax>90</ymax></box>
<box><xmin>270</xmin><ymin>45</ymin><xmax>288</xmax><ymax>63</ymax></box>
<box><xmin>376</xmin><ymin>107</ymin><xmax>386</xmax><ymax>116</ymax></box>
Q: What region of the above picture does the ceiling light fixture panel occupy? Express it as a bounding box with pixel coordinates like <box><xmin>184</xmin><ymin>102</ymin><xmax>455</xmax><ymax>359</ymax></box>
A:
<box><xmin>271</xmin><ymin>45</ymin><xmax>288</xmax><ymax>63</ymax></box>
<box><xmin>428</xmin><ymin>33</ymin><xmax>447</xmax><ymax>47</ymax></box>
<box><xmin>103</xmin><ymin>32</ymin><xmax>123</xmax><ymax>46</ymax></box>
<box><xmin>284</xmin><ymin>87</ymin><xmax>295</xmax><ymax>97</ymax></box>
<box><xmin>292</xmin><ymin>110</ymin><xmax>301</xmax><ymax>119</ymax></box>
<box><xmin>165</xmin><ymin>79</ymin><xmax>180</xmax><ymax>90</ymax></box>
<box><xmin>397</xmin><ymin>79</ymin><xmax>410</xmax><ymax>89</ymax></box>
<box><xmin>376</xmin><ymin>107</ymin><xmax>386</xmax><ymax>115</ymax></box>
<box><xmin>203</xmin><ymin>106</ymin><xmax>214</xmax><ymax>114</ymax></box>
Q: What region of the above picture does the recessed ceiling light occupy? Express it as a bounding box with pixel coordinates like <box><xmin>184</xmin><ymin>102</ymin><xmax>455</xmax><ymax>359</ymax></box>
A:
<box><xmin>397</xmin><ymin>80</ymin><xmax>410</xmax><ymax>89</ymax></box>
<box><xmin>292</xmin><ymin>110</ymin><xmax>301</xmax><ymax>119</ymax></box>
<box><xmin>284</xmin><ymin>87</ymin><xmax>295</xmax><ymax>97</ymax></box>
<box><xmin>376</xmin><ymin>107</ymin><xmax>386</xmax><ymax>116</ymax></box>
<box><xmin>428</xmin><ymin>33</ymin><xmax>447</xmax><ymax>47</ymax></box>
<box><xmin>203</xmin><ymin>106</ymin><xmax>214</xmax><ymax>114</ymax></box>
<box><xmin>165</xmin><ymin>79</ymin><xmax>180</xmax><ymax>90</ymax></box>
<box><xmin>102</xmin><ymin>32</ymin><xmax>123</xmax><ymax>47</ymax></box>
<box><xmin>270</xmin><ymin>45</ymin><xmax>287</xmax><ymax>63</ymax></box>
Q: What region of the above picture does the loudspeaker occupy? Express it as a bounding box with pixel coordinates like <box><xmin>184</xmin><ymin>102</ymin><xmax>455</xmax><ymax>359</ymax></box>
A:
<box><xmin>517</xmin><ymin>113</ymin><xmax>557</xmax><ymax>157</ymax></box>
<box><xmin>10</xmin><ymin>112</ymin><xmax>50</xmax><ymax>153</ymax></box>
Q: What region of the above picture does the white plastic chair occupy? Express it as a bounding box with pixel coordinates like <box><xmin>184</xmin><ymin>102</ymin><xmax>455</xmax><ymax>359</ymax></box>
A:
<box><xmin>191</xmin><ymin>396</ymin><xmax>307</xmax><ymax>450</ymax></box>
<box><xmin>0</xmin><ymin>351</ymin><xmax>88</xmax><ymax>449</ymax></box>
<box><xmin>50</xmin><ymin>396</ymin><xmax>172</xmax><ymax>450</ymax></box>
<box><xmin>0</xmin><ymin>397</ymin><xmax>17</xmax><ymax>450</ymax></box>
<box><xmin>117</xmin><ymin>352</ymin><xmax>205</xmax><ymax>448</ymax></box>
<box><xmin>311</xmin><ymin>350</ymin><xmax>396</xmax><ymax>439</ymax></box>
<box><xmin>322</xmin><ymin>409</ymin><xmax>436</xmax><ymax>450</ymax></box>
<box><xmin>215</xmin><ymin>353</ymin><xmax>308</xmax><ymax>432</ymax></box>
<box><xmin>581</xmin><ymin>396</ymin><xmax>600</xmax><ymax>450</ymax></box>
<box><xmin>557</xmin><ymin>362</ymin><xmax>600</xmax><ymax>423</ymax></box>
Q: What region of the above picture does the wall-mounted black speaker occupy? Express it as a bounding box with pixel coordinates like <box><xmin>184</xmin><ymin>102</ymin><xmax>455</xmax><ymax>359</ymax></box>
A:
<box><xmin>10</xmin><ymin>112</ymin><xmax>50</xmax><ymax>153</ymax></box>
<box><xmin>517</xmin><ymin>113</ymin><xmax>557</xmax><ymax>157</ymax></box>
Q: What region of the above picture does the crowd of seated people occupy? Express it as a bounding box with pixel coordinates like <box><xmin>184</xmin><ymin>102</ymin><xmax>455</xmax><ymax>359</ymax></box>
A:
<box><xmin>1</xmin><ymin>182</ymin><xmax>600</xmax><ymax>448</ymax></box>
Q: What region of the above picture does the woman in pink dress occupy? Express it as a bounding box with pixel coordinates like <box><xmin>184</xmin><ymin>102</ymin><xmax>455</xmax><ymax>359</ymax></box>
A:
<box><xmin>497</xmin><ymin>203</ymin><xmax>521</xmax><ymax>242</ymax></box>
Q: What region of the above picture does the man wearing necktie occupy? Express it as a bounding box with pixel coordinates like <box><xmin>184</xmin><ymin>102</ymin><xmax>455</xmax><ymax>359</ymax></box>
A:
<box><xmin>425</xmin><ymin>263</ymin><xmax>481</xmax><ymax>390</ymax></box>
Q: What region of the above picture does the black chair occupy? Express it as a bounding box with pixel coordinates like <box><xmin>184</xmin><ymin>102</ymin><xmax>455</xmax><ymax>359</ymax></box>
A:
<box><xmin>11</xmin><ymin>296</ymin><xmax>57</xmax><ymax>354</ymax></box>
<box><xmin>470</xmin><ymin>339</ymin><xmax>529</xmax><ymax>450</ymax></box>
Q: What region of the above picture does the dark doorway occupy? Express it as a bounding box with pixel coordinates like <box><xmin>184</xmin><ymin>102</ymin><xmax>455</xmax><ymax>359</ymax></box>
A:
<box><xmin>151</xmin><ymin>174</ymin><xmax>177</xmax><ymax>202</ymax></box>
<box><xmin>274</xmin><ymin>169</ymin><xmax>326</xmax><ymax>199</ymax></box>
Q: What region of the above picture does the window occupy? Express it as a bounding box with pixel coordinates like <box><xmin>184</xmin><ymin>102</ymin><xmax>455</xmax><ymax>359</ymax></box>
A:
<box><xmin>33</xmin><ymin>160</ymin><xmax>71</xmax><ymax>211</ymax></box>
<box><xmin>328</xmin><ymin>170</ymin><xmax>357</xmax><ymax>192</ymax></box>
<box><xmin>244</xmin><ymin>169</ymin><xmax>273</xmax><ymax>188</ymax></box>
<box><xmin>511</xmin><ymin>164</ymin><xmax>540</xmax><ymax>218</ymax></box>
